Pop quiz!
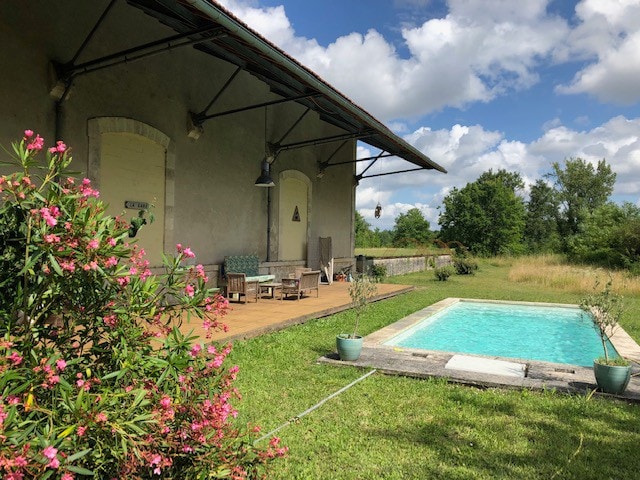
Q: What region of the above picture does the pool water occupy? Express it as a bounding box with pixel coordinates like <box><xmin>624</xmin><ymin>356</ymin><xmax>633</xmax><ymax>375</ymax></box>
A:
<box><xmin>384</xmin><ymin>301</ymin><xmax>618</xmax><ymax>367</ymax></box>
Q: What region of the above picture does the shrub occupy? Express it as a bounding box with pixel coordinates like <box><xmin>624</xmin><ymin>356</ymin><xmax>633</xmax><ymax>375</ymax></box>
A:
<box><xmin>0</xmin><ymin>132</ymin><xmax>286</xmax><ymax>479</ymax></box>
<box><xmin>434</xmin><ymin>265</ymin><xmax>454</xmax><ymax>281</ymax></box>
<box><xmin>370</xmin><ymin>263</ymin><xmax>387</xmax><ymax>281</ymax></box>
<box><xmin>453</xmin><ymin>258</ymin><xmax>478</xmax><ymax>275</ymax></box>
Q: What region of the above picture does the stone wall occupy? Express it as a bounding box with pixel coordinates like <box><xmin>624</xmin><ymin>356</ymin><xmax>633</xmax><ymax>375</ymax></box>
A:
<box><xmin>373</xmin><ymin>255</ymin><xmax>451</xmax><ymax>277</ymax></box>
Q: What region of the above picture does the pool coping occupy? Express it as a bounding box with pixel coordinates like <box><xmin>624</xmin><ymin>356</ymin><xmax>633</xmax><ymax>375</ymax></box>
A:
<box><xmin>319</xmin><ymin>298</ymin><xmax>640</xmax><ymax>401</ymax></box>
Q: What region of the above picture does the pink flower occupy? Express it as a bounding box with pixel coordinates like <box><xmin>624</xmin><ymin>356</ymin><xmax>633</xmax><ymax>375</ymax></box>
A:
<box><xmin>104</xmin><ymin>256</ymin><xmax>118</xmax><ymax>267</ymax></box>
<box><xmin>60</xmin><ymin>260</ymin><xmax>75</xmax><ymax>272</ymax></box>
<box><xmin>77</xmin><ymin>425</ymin><xmax>87</xmax><ymax>437</ymax></box>
<box><xmin>48</xmin><ymin>457</ymin><xmax>60</xmax><ymax>469</ymax></box>
<box><xmin>40</xmin><ymin>206</ymin><xmax>59</xmax><ymax>227</ymax></box>
<box><xmin>43</xmin><ymin>446</ymin><xmax>58</xmax><ymax>459</ymax></box>
<box><xmin>95</xmin><ymin>411</ymin><xmax>108</xmax><ymax>423</ymax></box>
<box><xmin>103</xmin><ymin>315</ymin><xmax>117</xmax><ymax>327</ymax></box>
<box><xmin>61</xmin><ymin>473</ymin><xmax>75</xmax><ymax>480</ymax></box>
<box><xmin>24</xmin><ymin>129</ymin><xmax>34</xmax><ymax>138</ymax></box>
<box><xmin>27</xmin><ymin>134</ymin><xmax>45</xmax><ymax>152</ymax></box>
<box><xmin>159</xmin><ymin>396</ymin><xmax>171</xmax><ymax>409</ymax></box>
<box><xmin>7</xmin><ymin>351</ymin><xmax>23</xmax><ymax>366</ymax></box>
<box><xmin>107</xmin><ymin>237</ymin><xmax>117</xmax><ymax>246</ymax></box>
<box><xmin>48</xmin><ymin>140</ymin><xmax>66</xmax><ymax>154</ymax></box>
<box><xmin>183</xmin><ymin>247</ymin><xmax>195</xmax><ymax>258</ymax></box>
<box><xmin>44</xmin><ymin>234</ymin><xmax>61</xmax><ymax>243</ymax></box>
<box><xmin>185</xmin><ymin>284</ymin><xmax>195</xmax><ymax>297</ymax></box>
<box><xmin>79</xmin><ymin>178</ymin><xmax>99</xmax><ymax>198</ymax></box>
<box><xmin>189</xmin><ymin>344</ymin><xmax>202</xmax><ymax>358</ymax></box>
<box><xmin>87</xmin><ymin>239</ymin><xmax>99</xmax><ymax>250</ymax></box>
<box><xmin>56</xmin><ymin>359</ymin><xmax>66</xmax><ymax>371</ymax></box>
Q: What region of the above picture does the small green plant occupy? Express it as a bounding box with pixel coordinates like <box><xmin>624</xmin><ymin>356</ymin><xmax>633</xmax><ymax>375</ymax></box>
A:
<box><xmin>580</xmin><ymin>277</ymin><xmax>628</xmax><ymax>365</ymax></box>
<box><xmin>434</xmin><ymin>265</ymin><xmax>454</xmax><ymax>281</ymax></box>
<box><xmin>370</xmin><ymin>263</ymin><xmax>387</xmax><ymax>281</ymax></box>
<box><xmin>347</xmin><ymin>274</ymin><xmax>378</xmax><ymax>338</ymax></box>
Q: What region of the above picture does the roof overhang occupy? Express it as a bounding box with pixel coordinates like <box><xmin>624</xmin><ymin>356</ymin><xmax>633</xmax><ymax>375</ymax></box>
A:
<box><xmin>126</xmin><ymin>0</ymin><xmax>447</xmax><ymax>174</ymax></box>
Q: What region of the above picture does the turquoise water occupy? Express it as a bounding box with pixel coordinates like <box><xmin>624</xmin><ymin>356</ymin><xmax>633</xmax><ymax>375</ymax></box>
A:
<box><xmin>385</xmin><ymin>301</ymin><xmax>618</xmax><ymax>367</ymax></box>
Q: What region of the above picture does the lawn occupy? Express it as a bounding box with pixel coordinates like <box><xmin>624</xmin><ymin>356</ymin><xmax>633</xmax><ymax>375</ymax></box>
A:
<box><xmin>227</xmin><ymin>257</ymin><xmax>640</xmax><ymax>479</ymax></box>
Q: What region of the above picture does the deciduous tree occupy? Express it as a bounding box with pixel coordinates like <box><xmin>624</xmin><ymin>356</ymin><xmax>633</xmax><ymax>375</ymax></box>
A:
<box><xmin>438</xmin><ymin>169</ymin><xmax>526</xmax><ymax>255</ymax></box>
<box><xmin>392</xmin><ymin>207</ymin><xmax>433</xmax><ymax>247</ymax></box>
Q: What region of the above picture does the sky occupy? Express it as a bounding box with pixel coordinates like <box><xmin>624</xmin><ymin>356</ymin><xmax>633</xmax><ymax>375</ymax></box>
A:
<box><xmin>217</xmin><ymin>0</ymin><xmax>640</xmax><ymax>230</ymax></box>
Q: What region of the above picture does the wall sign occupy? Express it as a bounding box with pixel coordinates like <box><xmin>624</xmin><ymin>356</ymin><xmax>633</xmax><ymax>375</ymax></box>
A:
<box><xmin>124</xmin><ymin>200</ymin><xmax>149</xmax><ymax>210</ymax></box>
<box><xmin>292</xmin><ymin>205</ymin><xmax>301</xmax><ymax>222</ymax></box>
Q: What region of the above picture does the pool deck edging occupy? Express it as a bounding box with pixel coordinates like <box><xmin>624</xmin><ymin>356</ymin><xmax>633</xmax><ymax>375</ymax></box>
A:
<box><xmin>319</xmin><ymin>298</ymin><xmax>640</xmax><ymax>402</ymax></box>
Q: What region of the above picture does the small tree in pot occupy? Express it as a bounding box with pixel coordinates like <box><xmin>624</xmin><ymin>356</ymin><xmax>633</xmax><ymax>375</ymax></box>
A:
<box><xmin>336</xmin><ymin>274</ymin><xmax>377</xmax><ymax>361</ymax></box>
<box><xmin>580</xmin><ymin>277</ymin><xmax>631</xmax><ymax>394</ymax></box>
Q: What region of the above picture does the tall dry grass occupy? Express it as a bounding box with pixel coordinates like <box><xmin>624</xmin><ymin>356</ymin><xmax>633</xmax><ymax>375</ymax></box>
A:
<box><xmin>508</xmin><ymin>254</ymin><xmax>640</xmax><ymax>295</ymax></box>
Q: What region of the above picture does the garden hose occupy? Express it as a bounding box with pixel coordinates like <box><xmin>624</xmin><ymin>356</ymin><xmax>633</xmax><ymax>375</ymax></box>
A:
<box><xmin>254</xmin><ymin>369</ymin><xmax>377</xmax><ymax>444</ymax></box>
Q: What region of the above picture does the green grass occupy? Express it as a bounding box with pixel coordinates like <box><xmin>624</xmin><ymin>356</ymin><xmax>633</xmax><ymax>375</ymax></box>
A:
<box><xmin>227</xmin><ymin>258</ymin><xmax>640</xmax><ymax>479</ymax></box>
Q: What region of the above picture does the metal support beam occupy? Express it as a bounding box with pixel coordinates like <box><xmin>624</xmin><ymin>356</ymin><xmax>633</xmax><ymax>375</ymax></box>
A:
<box><xmin>196</xmin><ymin>92</ymin><xmax>320</xmax><ymax>122</ymax></box>
<box><xmin>358</xmin><ymin>150</ymin><xmax>387</xmax><ymax>178</ymax></box>
<box><xmin>57</xmin><ymin>25</ymin><xmax>226</xmax><ymax>80</ymax></box>
<box><xmin>272</xmin><ymin>108</ymin><xmax>310</xmax><ymax>147</ymax></box>
<box><xmin>193</xmin><ymin>66</ymin><xmax>242</xmax><ymax>122</ymax></box>
<box><xmin>69</xmin><ymin>0</ymin><xmax>118</xmax><ymax>66</ymax></box>
<box><xmin>277</xmin><ymin>131</ymin><xmax>375</xmax><ymax>153</ymax></box>
<box><xmin>320</xmin><ymin>152</ymin><xmax>395</xmax><ymax>171</ymax></box>
<box><xmin>356</xmin><ymin>167</ymin><xmax>428</xmax><ymax>181</ymax></box>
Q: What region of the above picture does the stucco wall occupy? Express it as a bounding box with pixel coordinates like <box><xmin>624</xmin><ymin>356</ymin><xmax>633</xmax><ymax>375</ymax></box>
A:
<box><xmin>0</xmin><ymin>1</ymin><xmax>355</xmax><ymax>274</ymax></box>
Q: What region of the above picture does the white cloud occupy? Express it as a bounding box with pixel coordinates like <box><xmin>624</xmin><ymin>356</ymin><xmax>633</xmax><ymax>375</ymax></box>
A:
<box><xmin>555</xmin><ymin>0</ymin><xmax>640</xmax><ymax>104</ymax></box>
<box><xmin>220</xmin><ymin>0</ymin><xmax>569</xmax><ymax>121</ymax></box>
<box><xmin>359</xmin><ymin>116</ymin><xmax>640</xmax><ymax>228</ymax></box>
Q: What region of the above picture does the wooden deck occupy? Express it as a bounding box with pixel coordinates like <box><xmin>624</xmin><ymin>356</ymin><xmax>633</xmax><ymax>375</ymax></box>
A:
<box><xmin>180</xmin><ymin>282</ymin><xmax>414</xmax><ymax>343</ymax></box>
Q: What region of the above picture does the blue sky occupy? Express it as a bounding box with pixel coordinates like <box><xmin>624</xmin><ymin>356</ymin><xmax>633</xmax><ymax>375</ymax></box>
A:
<box><xmin>219</xmin><ymin>0</ymin><xmax>640</xmax><ymax>230</ymax></box>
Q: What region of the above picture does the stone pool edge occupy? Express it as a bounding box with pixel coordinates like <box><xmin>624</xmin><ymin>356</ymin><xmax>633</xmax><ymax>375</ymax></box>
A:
<box><xmin>318</xmin><ymin>298</ymin><xmax>640</xmax><ymax>402</ymax></box>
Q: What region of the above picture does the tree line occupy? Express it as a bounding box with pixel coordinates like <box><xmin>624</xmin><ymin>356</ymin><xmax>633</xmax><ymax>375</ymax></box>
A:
<box><xmin>356</xmin><ymin>157</ymin><xmax>640</xmax><ymax>272</ymax></box>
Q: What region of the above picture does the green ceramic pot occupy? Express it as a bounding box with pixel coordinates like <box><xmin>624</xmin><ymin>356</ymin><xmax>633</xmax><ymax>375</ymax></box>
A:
<box><xmin>593</xmin><ymin>361</ymin><xmax>631</xmax><ymax>394</ymax></box>
<box><xmin>336</xmin><ymin>334</ymin><xmax>363</xmax><ymax>361</ymax></box>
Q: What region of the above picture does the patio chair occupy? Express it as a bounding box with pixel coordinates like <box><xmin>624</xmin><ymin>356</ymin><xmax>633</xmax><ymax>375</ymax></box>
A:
<box><xmin>226</xmin><ymin>273</ymin><xmax>259</xmax><ymax>303</ymax></box>
<box><xmin>281</xmin><ymin>270</ymin><xmax>321</xmax><ymax>300</ymax></box>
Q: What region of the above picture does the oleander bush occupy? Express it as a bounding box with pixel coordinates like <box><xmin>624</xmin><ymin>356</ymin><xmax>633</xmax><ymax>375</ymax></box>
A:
<box><xmin>0</xmin><ymin>131</ymin><xmax>286</xmax><ymax>479</ymax></box>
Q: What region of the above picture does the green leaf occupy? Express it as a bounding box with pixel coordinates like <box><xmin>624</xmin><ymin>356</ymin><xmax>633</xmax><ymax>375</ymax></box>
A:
<box><xmin>66</xmin><ymin>465</ymin><xmax>95</xmax><ymax>475</ymax></box>
<box><xmin>66</xmin><ymin>448</ymin><xmax>92</xmax><ymax>462</ymax></box>
<box><xmin>48</xmin><ymin>254</ymin><xmax>64</xmax><ymax>276</ymax></box>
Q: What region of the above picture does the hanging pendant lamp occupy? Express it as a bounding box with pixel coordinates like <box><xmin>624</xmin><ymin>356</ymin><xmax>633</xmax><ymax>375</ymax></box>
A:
<box><xmin>255</xmin><ymin>107</ymin><xmax>275</xmax><ymax>187</ymax></box>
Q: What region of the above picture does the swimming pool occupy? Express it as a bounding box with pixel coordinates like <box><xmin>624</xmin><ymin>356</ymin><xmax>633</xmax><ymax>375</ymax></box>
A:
<box><xmin>383</xmin><ymin>299</ymin><xmax>617</xmax><ymax>367</ymax></box>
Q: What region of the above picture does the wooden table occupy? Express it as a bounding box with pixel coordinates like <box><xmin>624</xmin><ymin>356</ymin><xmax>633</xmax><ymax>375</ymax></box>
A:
<box><xmin>260</xmin><ymin>282</ymin><xmax>282</xmax><ymax>299</ymax></box>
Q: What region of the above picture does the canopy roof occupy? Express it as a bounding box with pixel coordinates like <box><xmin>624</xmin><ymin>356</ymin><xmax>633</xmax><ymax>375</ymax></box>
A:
<box><xmin>125</xmin><ymin>0</ymin><xmax>446</xmax><ymax>175</ymax></box>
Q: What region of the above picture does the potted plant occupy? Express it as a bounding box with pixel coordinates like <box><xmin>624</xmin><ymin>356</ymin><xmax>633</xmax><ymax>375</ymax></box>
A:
<box><xmin>580</xmin><ymin>278</ymin><xmax>632</xmax><ymax>394</ymax></box>
<box><xmin>336</xmin><ymin>274</ymin><xmax>377</xmax><ymax>360</ymax></box>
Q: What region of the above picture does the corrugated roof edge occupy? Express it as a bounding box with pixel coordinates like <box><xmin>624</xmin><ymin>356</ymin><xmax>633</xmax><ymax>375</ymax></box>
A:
<box><xmin>182</xmin><ymin>0</ymin><xmax>447</xmax><ymax>174</ymax></box>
